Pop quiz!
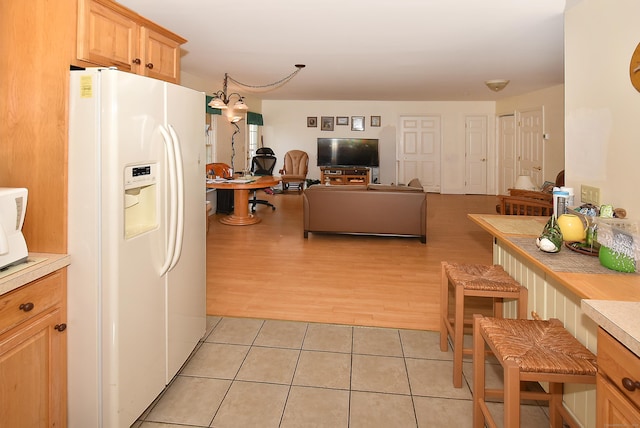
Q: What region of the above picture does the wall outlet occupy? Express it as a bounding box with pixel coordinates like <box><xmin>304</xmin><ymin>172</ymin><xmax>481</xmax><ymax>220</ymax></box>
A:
<box><xmin>581</xmin><ymin>185</ymin><xmax>600</xmax><ymax>205</ymax></box>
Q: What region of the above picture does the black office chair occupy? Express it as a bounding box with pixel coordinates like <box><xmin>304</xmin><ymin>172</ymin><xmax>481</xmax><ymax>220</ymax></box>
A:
<box><xmin>249</xmin><ymin>147</ymin><xmax>277</xmax><ymax>212</ymax></box>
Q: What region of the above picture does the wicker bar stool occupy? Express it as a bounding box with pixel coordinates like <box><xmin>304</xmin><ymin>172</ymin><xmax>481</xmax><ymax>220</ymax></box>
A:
<box><xmin>473</xmin><ymin>315</ymin><xmax>597</xmax><ymax>428</ymax></box>
<box><xmin>440</xmin><ymin>262</ymin><xmax>528</xmax><ymax>388</ymax></box>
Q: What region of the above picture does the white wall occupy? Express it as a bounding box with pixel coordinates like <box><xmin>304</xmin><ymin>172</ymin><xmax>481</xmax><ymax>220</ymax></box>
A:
<box><xmin>262</xmin><ymin>100</ymin><xmax>495</xmax><ymax>193</ymax></box>
<box><xmin>496</xmin><ymin>84</ymin><xmax>565</xmax><ymax>184</ymax></box>
<box><xmin>565</xmin><ymin>0</ymin><xmax>640</xmax><ymax>217</ymax></box>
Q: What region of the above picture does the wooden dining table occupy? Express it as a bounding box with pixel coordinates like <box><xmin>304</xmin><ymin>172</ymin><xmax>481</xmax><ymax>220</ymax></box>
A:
<box><xmin>206</xmin><ymin>175</ymin><xmax>280</xmax><ymax>225</ymax></box>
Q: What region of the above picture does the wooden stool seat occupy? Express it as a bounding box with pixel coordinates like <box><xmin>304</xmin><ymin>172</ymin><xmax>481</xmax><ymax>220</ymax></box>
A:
<box><xmin>444</xmin><ymin>263</ymin><xmax>524</xmax><ymax>292</ymax></box>
<box><xmin>473</xmin><ymin>315</ymin><xmax>597</xmax><ymax>427</ymax></box>
<box><xmin>440</xmin><ymin>262</ymin><xmax>528</xmax><ymax>388</ymax></box>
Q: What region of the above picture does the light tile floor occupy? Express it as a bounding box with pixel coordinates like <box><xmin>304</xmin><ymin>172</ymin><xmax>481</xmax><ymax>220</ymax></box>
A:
<box><xmin>132</xmin><ymin>317</ymin><xmax>550</xmax><ymax>428</ymax></box>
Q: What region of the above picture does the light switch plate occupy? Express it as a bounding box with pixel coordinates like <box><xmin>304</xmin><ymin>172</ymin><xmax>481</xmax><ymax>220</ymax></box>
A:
<box><xmin>581</xmin><ymin>185</ymin><xmax>600</xmax><ymax>205</ymax></box>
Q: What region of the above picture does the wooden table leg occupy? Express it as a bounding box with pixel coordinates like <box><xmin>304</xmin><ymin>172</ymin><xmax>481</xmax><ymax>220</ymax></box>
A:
<box><xmin>219</xmin><ymin>189</ymin><xmax>261</xmax><ymax>225</ymax></box>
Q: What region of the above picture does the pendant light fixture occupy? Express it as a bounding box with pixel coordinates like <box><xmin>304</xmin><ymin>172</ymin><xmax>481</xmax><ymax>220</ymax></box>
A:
<box><xmin>208</xmin><ymin>64</ymin><xmax>306</xmax><ymax>122</ymax></box>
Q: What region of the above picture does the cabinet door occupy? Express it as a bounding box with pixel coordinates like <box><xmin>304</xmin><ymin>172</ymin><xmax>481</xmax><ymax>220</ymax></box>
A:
<box><xmin>140</xmin><ymin>26</ymin><xmax>181</xmax><ymax>83</ymax></box>
<box><xmin>597</xmin><ymin>374</ymin><xmax>640</xmax><ymax>427</ymax></box>
<box><xmin>77</xmin><ymin>0</ymin><xmax>139</xmax><ymax>73</ymax></box>
<box><xmin>0</xmin><ymin>309</ymin><xmax>67</xmax><ymax>427</ymax></box>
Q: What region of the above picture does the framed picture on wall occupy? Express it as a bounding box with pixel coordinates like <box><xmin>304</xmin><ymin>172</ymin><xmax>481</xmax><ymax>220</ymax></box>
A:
<box><xmin>321</xmin><ymin>116</ymin><xmax>334</xmax><ymax>131</ymax></box>
<box><xmin>307</xmin><ymin>117</ymin><xmax>317</xmax><ymax>127</ymax></box>
<box><xmin>351</xmin><ymin>116</ymin><xmax>365</xmax><ymax>131</ymax></box>
<box><xmin>371</xmin><ymin>116</ymin><xmax>381</xmax><ymax>127</ymax></box>
<box><xmin>336</xmin><ymin>116</ymin><xmax>349</xmax><ymax>126</ymax></box>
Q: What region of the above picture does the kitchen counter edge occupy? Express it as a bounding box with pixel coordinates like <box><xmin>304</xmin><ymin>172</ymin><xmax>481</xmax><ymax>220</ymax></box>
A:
<box><xmin>582</xmin><ymin>299</ymin><xmax>640</xmax><ymax>357</ymax></box>
<box><xmin>0</xmin><ymin>253</ymin><xmax>71</xmax><ymax>296</ymax></box>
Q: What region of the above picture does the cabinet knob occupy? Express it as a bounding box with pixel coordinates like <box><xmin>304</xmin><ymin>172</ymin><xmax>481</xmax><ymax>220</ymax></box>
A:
<box><xmin>19</xmin><ymin>302</ymin><xmax>34</xmax><ymax>312</ymax></box>
<box><xmin>622</xmin><ymin>377</ymin><xmax>640</xmax><ymax>392</ymax></box>
<box><xmin>132</xmin><ymin>58</ymin><xmax>141</xmax><ymax>65</ymax></box>
<box><xmin>54</xmin><ymin>323</ymin><xmax>67</xmax><ymax>332</ymax></box>
<box><xmin>145</xmin><ymin>63</ymin><xmax>154</xmax><ymax>70</ymax></box>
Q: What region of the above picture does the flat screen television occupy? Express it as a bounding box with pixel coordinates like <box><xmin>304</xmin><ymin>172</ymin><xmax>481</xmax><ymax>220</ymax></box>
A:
<box><xmin>317</xmin><ymin>138</ymin><xmax>379</xmax><ymax>167</ymax></box>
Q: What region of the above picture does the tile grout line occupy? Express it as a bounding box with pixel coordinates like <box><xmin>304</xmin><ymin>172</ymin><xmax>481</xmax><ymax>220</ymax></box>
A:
<box><xmin>277</xmin><ymin>321</ymin><xmax>309</xmax><ymax>427</ymax></box>
<box><xmin>206</xmin><ymin>317</ymin><xmax>266</xmax><ymax>427</ymax></box>
<box><xmin>398</xmin><ymin>328</ymin><xmax>421</xmax><ymax>427</ymax></box>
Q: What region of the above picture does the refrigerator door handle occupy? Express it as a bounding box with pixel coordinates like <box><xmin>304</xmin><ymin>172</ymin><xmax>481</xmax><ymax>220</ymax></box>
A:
<box><xmin>159</xmin><ymin>125</ymin><xmax>178</xmax><ymax>277</ymax></box>
<box><xmin>167</xmin><ymin>125</ymin><xmax>185</xmax><ymax>271</ymax></box>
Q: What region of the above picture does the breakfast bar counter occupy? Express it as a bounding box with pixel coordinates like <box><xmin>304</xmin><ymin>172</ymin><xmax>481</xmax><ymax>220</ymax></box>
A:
<box><xmin>468</xmin><ymin>213</ymin><xmax>640</xmax><ymax>428</ymax></box>
<box><xmin>468</xmin><ymin>214</ymin><xmax>640</xmax><ymax>302</ymax></box>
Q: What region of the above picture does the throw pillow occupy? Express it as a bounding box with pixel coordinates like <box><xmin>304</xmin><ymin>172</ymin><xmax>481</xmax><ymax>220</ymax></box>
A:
<box><xmin>408</xmin><ymin>178</ymin><xmax>422</xmax><ymax>189</ymax></box>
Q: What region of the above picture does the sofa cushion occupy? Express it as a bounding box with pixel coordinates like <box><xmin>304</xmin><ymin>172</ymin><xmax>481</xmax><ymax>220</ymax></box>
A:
<box><xmin>367</xmin><ymin>183</ymin><xmax>423</xmax><ymax>192</ymax></box>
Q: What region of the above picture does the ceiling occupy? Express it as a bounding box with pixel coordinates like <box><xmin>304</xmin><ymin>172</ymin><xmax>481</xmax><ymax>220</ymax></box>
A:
<box><xmin>118</xmin><ymin>0</ymin><xmax>567</xmax><ymax>101</ymax></box>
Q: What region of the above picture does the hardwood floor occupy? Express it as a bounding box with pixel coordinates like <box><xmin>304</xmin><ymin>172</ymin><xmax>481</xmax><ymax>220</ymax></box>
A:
<box><xmin>206</xmin><ymin>191</ymin><xmax>499</xmax><ymax>331</ymax></box>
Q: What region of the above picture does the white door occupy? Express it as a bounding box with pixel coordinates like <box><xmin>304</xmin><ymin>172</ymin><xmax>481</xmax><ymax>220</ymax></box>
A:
<box><xmin>164</xmin><ymin>82</ymin><xmax>206</xmax><ymax>381</ymax></box>
<box><xmin>498</xmin><ymin>114</ymin><xmax>516</xmax><ymax>194</ymax></box>
<box><xmin>398</xmin><ymin>116</ymin><xmax>441</xmax><ymax>192</ymax></box>
<box><xmin>465</xmin><ymin>116</ymin><xmax>488</xmax><ymax>194</ymax></box>
<box><xmin>518</xmin><ymin>108</ymin><xmax>544</xmax><ymax>187</ymax></box>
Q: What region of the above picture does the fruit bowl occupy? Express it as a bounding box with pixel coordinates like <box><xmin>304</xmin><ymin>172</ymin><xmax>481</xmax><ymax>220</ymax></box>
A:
<box><xmin>598</xmin><ymin>245</ymin><xmax>636</xmax><ymax>273</ymax></box>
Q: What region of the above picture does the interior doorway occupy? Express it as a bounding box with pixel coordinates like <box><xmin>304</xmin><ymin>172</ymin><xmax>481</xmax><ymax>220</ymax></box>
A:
<box><xmin>497</xmin><ymin>114</ymin><xmax>516</xmax><ymax>194</ymax></box>
<box><xmin>497</xmin><ymin>107</ymin><xmax>544</xmax><ymax>194</ymax></box>
<box><xmin>517</xmin><ymin>108</ymin><xmax>544</xmax><ymax>187</ymax></box>
<box><xmin>465</xmin><ymin>115</ymin><xmax>488</xmax><ymax>194</ymax></box>
<box><xmin>398</xmin><ymin>116</ymin><xmax>441</xmax><ymax>192</ymax></box>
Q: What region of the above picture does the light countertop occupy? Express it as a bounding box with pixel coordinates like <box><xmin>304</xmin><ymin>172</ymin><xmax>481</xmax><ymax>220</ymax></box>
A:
<box><xmin>582</xmin><ymin>300</ymin><xmax>640</xmax><ymax>357</ymax></box>
<box><xmin>0</xmin><ymin>253</ymin><xmax>71</xmax><ymax>295</ymax></box>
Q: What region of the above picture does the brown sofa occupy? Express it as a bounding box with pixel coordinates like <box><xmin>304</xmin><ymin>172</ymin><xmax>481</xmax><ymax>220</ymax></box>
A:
<box><xmin>303</xmin><ymin>183</ymin><xmax>427</xmax><ymax>243</ymax></box>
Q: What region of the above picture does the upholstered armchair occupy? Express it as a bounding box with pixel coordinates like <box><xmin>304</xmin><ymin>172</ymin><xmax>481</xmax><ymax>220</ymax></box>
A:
<box><xmin>279</xmin><ymin>150</ymin><xmax>309</xmax><ymax>192</ymax></box>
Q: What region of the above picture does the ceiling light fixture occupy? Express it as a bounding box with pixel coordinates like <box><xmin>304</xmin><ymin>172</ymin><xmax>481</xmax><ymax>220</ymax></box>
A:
<box><xmin>208</xmin><ymin>64</ymin><xmax>306</xmax><ymax>122</ymax></box>
<box><xmin>485</xmin><ymin>79</ymin><xmax>510</xmax><ymax>92</ymax></box>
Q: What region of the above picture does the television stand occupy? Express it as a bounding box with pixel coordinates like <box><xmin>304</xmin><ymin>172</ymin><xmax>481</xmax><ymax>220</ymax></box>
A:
<box><xmin>320</xmin><ymin>167</ymin><xmax>370</xmax><ymax>185</ymax></box>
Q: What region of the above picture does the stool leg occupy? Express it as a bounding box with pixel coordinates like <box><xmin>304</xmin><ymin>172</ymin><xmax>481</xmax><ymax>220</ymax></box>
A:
<box><xmin>518</xmin><ymin>286</ymin><xmax>528</xmax><ymax>319</ymax></box>
<box><xmin>472</xmin><ymin>315</ymin><xmax>486</xmax><ymax>428</ymax></box>
<box><xmin>453</xmin><ymin>281</ymin><xmax>464</xmax><ymax>388</ymax></box>
<box><xmin>440</xmin><ymin>263</ymin><xmax>449</xmax><ymax>352</ymax></box>
<box><xmin>548</xmin><ymin>382</ymin><xmax>564</xmax><ymax>428</ymax></box>
<box><xmin>504</xmin><ymin>360</ymin><xmax>521</xmax><ymax>428</ymax></box>
<box><xmin>493</xmin><ymin>297</ymin><xmax>504</xmax><ymax>318</ymax></box>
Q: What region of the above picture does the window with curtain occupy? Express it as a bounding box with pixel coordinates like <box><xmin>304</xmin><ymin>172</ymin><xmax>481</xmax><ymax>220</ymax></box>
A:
<box><xmin>246</xmin><ymin>112</ymin><xmax>263</xmax><ymax>169</ymax></box>
<box><xmin>248</xmin><ymin>124</ymin><xmax>259</xmax><ymax>164</ymax></box>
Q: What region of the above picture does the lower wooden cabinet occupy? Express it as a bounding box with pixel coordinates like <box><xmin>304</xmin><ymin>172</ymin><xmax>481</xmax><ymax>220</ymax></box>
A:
<box><xmin>320</xmin><ymin>167</ymin><xmax>371</xmax><ymax>185</ymax></box>
<box><xmin>597</xmin><ymin>374</ymin><xmax>640</xmax><ymax>426</ymax></box>
<box><xmin>596</xmin><ymin>327</ymin><xmax>640</xmax><ymax>426</ymax></box>
<box><xmin>0</xmin><ymin>269</ymin><xmax>67</xmax><ymax>427</ymax></box>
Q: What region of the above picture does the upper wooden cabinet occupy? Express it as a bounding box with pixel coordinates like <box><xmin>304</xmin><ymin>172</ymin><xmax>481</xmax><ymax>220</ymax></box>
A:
<box><xmin>76</xmin><ymin>0</ymin><xmax>185</xmax><ymax>83</ymax></box>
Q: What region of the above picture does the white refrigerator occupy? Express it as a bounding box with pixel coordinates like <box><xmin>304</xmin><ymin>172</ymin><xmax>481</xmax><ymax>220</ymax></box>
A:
<box><xmin>67</xmin><ymin>69</ymin><xmax>206</xmax><ymax>428</ymax></box>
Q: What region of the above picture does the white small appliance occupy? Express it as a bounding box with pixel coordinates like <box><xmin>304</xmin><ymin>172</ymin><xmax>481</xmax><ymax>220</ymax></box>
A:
<box><xmin>0</xmin><ymin>187</ymin><xmax>29</xmax><ymax>270</ymax></box>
